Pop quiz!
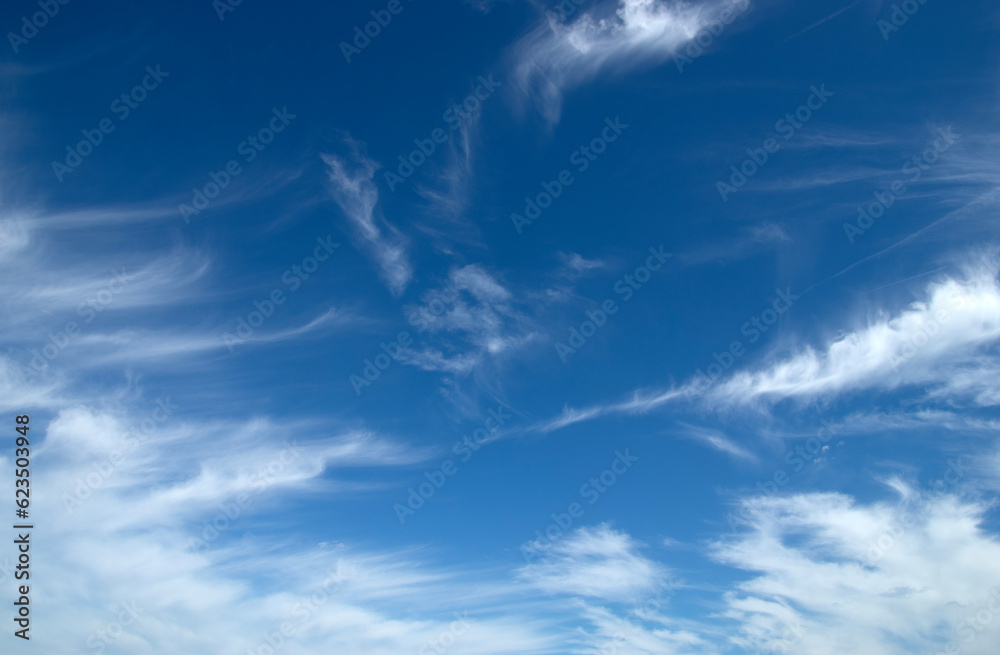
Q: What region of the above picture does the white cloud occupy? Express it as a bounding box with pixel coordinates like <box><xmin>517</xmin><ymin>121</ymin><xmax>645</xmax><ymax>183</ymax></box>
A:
<box><xmin>71</xmin><ymin>307</ymin><xmax>359</xmax><ymax>365</ymax></box>
<box><xmin>11</xmin><ymin>378</ymin><xmax>1000</xmax><ymax>655</ymax></box>
<box><xmin>532</xmin><ymin>259</ymin><xmax>1000</xmax><ymax>433</ymax></box>
<box><xmin>713</xmin><ymin>489</ymin><xmax>1000</xmax><ymax>655</ymax></box>
<box><xmin>322</xmin><ymin>141</ymin><xmax>412</xmax><ymax>296</ymax></box>
<box><xmin>451</xmin><ymin>264</ymin><xmax>513</xmax><ymax>303</ymax></box>
<box><xmin>748</xmin><ymin>222</ymin><xmax>791</xmax><ymax>244</ymax></box>
<box><xmin>706</xmin><ymin>263</ymin><xmax>1000</xmax><ymax>408</ymax></box>
<box><xmin>572</xmin><ymin>602</ymin><xmax>716</xmax><ymax>655</ymax></box>
<box><xmin>557</xmin><ymin>251</ymin><xmax>607</xmax><ymax>277</ymax></box>
<box><xmin>519</xmin><ymin>524</ymin><xmax>668</xmax><ymax>602</ymax></box>
<box><xmin>401</xmin><ymin>264</ymin><xmax>536</xmax><ymax>374</ymax></box>
<box><xmin>415</xmin><ymin>110</ymin><xmax>479</xmax><ymax>220</ymax></box>
<box><xmin>0</xmin><ymin>248</ymin><xmax>210</xmax><ymax>326</ymax></box>
<box><xmin>0</xmin><ymin>216</ymin><xmax>30</xmax><ymax>262</ymax></box>
<box><xmin>5</xmin><ymin>402</ymin><xmax>567</xmax><ymax>655</ymax></box>
<box><xmin>510</xmin><ymin>0</ymin><xmax>748</xmax><ymax>124</ymax></box>
<box><xmin>676</xmin><ymin>423</ymin><xmax>758</xmax><ymax>462</ymax></box>
<box><xmin>517</xmin><ymin>525</ymin><xmax>715</xmax><ymax>655</ymax></box>
<box><xmin>0</xmin><ymin>354</ymin><xmax>64</xmax><ymax>412</ymax></box>
<box><xmin>530</xmin><ymin>387</ymin><xmax>694</xmax><ymax>434</ymax></box>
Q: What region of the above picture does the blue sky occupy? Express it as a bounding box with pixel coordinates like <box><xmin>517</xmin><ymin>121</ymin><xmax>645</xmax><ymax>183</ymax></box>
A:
<box><xmin>2</xmin><ymin>0</ymin><xmax>1000</xmax><ymax>653</ymax></box>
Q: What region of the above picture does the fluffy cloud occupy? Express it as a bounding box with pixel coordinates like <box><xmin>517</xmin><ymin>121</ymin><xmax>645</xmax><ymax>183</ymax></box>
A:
<box><xmin>519</xmin><ymin>524</ymin><xmax>668</xmax><ymax>601</ymax></box>
<box><xmin>714</xmin><ymin>489</ymin><xmax>1000</xmax><ymax>655</ymax></box>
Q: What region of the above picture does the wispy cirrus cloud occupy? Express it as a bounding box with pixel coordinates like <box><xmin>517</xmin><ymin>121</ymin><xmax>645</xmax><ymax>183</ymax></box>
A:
<box><xmin>557</xmin><ymin>251</ymin><xmax>607</xmax><ymax>276</ymax></box>
<box><xmin>414</xmin><ymin>109</ymin><xmax>480</xmax><ymax>222</ymax></box>
<box><xmin>706</xmin><ymin>261</ymin><xmax>1000</xmax><ymax>409</ymax></box>
<box><xmin>71</xmin><ymin>307</ymin><xmax>358</xmax><ymax>365</ymax></box>
<box><xmin>676</xmin><ymin>423</ymin><xmax>759</xmax><ymax>462</ymax></box>
<box><xmin>0</xmin><ymin>248</ymin><xmax>211</xmax><ymax>321</ymax></box>
<box><xmin>322</xmin><ymin>140</ymin><xmax>412</xmax><ymax>296</ymax></box>
<box><xmin>509</xmin><ymin>0</ymin><xmax>749</xmax><ymax>125</ymax></box>
<box><xmin>530</xmin><ymin>386</ymin><xmax>693</xmax><ymax>434</ymax></box>
<box><xmin>532</xmin><ymin>256</ymin><xmax>1000</xmax><ymax>433</ymax></box>
<box><xmin>401</xmin><ymin>264</ymin><xmax>537</xmax><ymax>375</ymax></box>
<box><xmin>2</xmin><ymin>398</ymin><xmax>568</xmax><ymax>655</ymax></box>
